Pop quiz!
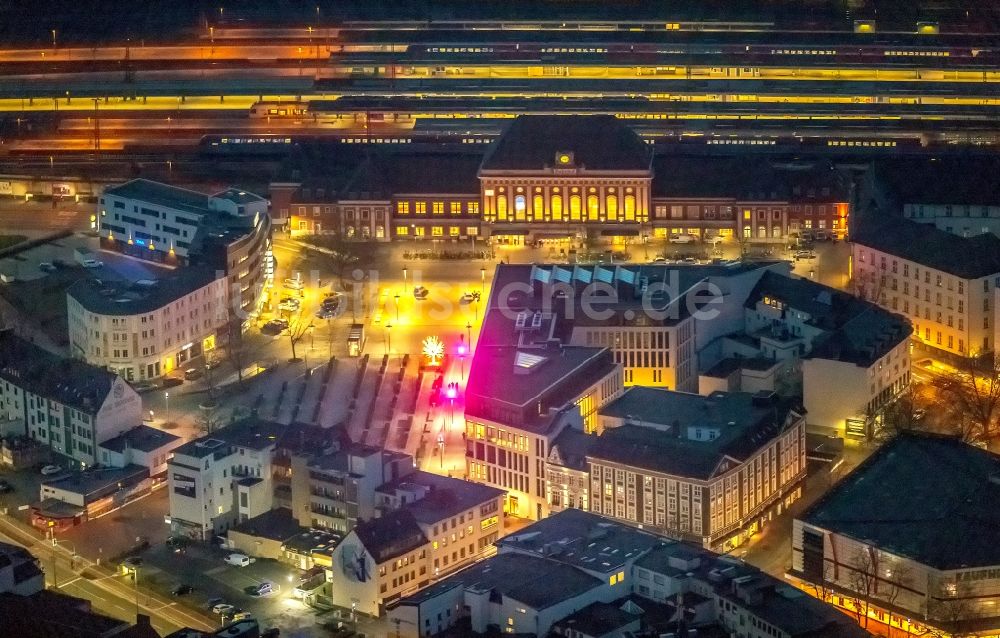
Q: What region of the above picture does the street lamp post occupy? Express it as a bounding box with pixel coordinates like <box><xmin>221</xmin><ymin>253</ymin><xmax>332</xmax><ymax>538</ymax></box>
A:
<box><xmin>403</xmin><ymin>268</ymin><xmax>408</xmax><ymax>292</ymax></box>
<box><xmin>394</xmin><ymin>294</ymin><xmax>400</xmax><ymax>322</ymax></box>
<box><xmin>466</xmin><ymin>322</ymin><xmax>472</xmax><ymax>351</ymax></box>
<box><xmin>480</xmin><ymin>267</ymin><xmax>486</xmax><ymax>295</ymax></box>
<box><xmin>437</xmin><ymin>433</ymin><xmax>445</xmax><ymax>469</ymax></box>
<box><xmin>164</xmin><ymin>391</ymin><xmax>170</xmax><ymax>423</ymax></box>
<box><xmin>385</xmin><ymin>323</ymin><xmax>392</xmax><ymax>357</ymax></box>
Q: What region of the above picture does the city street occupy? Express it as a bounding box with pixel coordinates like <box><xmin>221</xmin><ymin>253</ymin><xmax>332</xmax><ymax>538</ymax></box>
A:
<box><xmin>0</xmin><ymin>513</ymin><xmax>214</xmax><ymax>635</ymax></box>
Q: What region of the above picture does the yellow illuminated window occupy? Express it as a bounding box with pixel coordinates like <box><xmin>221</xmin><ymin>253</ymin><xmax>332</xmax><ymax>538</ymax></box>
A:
<box><xmin>468</xmin><ymin>202</ymin><xmax>480</xmax><ymax>215</ymax></box>
<box><xmin>618</xmin><ymin>570</ymin><xmax>625</xmax><ymax>581</ymax></box>
<box><xmin>450</xmin><ymin>202</ymin><xmax>461</xmax><ymax>214</ymax></box>
<box><xmin>551</xmin><ymin>195</ymin><xmax>563</xmax><ymax>221</ymax></box>
<box><xmin>396</xmin><ymin>202</ymin><xmax>409</xmax><ymax>214</ymax></box>
<box><xmin>497</xmin><ymin>196</ymin><xmax>508</xmax><ymax>221</ymax></box>
<box><xmin>396</xmin><ymin>226</ymin><xmax>409</xmax><ymax>236</ymax></box>
<box><xmin>610</xmin><ymin>574</ymin><xmax>618</xmax><ymax>585</ymax></box>
<box><xmin>743</xmin><ymin>210</ymin><xmax>751</xmax><ymax>220</ymax></box>
<box><xmin>606</xmin><ymin>194</ymin><xmax>618</xmax><ymax>221</ymax></box>
<box><xmin>587</xmin><ymin>195</ymin><xmax>600</xmax><ymax>221</ymax></box>
<box><xmin>533</xmin><ymin>195</ymin><xmax>544</xmax><ymax>218</ymax></box>
<box><xmin>415</xmin><ymin>226</ymin><xmax>426</xmax><ymax>237</ymax></box>
<box><xmin>569</xmin><ymin>195</ymin><xmax>581</xmax><ymax>221</ymax></box>
<box><xmin>624</xmin><ymin>195</ymin><xmax>636</xmax><ymax>221</ymax></box>
<box><xmin>449</xmin><ymin>226</ymin><xmax>460</xmax><ymax>236</ymax></box>
<box><xmin>467</xmin><ymin>227</ymin><xmax>478</xmax><ymax>236</ymax></box>
<box><xmin>415</xmin><ymin>202</ymin><xmax>427</xmax><ymax>214</ymax></box>
<box><xmin>514</xmin><ymin>195</ymin><xmax>526</xmax><ymax>221</ymax></box>
<box><xmin>431</xmin><ymin>226</ymin><xmax>444</xmax><ymax>236</ymax></box>
<box><xmin>432</xmin><ymin>202</ymin><xmax>444</xmax><ymax>215</ymax></box>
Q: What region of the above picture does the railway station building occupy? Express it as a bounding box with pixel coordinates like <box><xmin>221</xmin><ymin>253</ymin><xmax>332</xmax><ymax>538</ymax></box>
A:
<box><xmin>272</xmin><ymin>115</ymin><xmax>851</xmax><ymax>247</ymax></box>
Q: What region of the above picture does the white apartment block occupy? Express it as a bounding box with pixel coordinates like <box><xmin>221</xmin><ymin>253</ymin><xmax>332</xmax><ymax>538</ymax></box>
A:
<box><xmin>67</xmin><ymin>268</ymin><xmax>228</xmax><ymax>381</ymax></box>
<box><xmin>852</xmin><ymin>217</ymin><xmax>1000</xmax><ymax>359</ymax></box>
<box><xmin>0</xmin><ymin>330</ymin><xmax>142</xmax><ymax>468</ymax></box>
<box><xmin>97</xmin><ymin>179</ymin><xmax>274</xmax><ymax>318</ymax></box>
<box><xmin>167</xmin><ymin>418</ymin><xmax>285</xmax><ymax>540</ymax></box>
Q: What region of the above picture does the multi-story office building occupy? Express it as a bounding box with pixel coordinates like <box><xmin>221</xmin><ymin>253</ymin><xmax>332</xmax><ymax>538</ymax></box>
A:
<box><xmin>790</xmin><ymin>433</ymin><xmax>1000</xmax><ymax>637</ymax></box>
<box><xmin>0</xmin><ymin>330</ymin><xmax>142</xmax><ymax>468</ymax></box>
<box><xmin>97</xmin><ymin>179</ymin><xmax>273</xmax><ymax>318</ymax></box>
<box><xmin>491</xmin><ymin>261</ymin><xmax>784</xmax><ymax>392</ymax></box>
<box><xmin>589</xmin><ymin>387</ymin><xmax>806</xmax><ymax>552</ymax></box>
<box><xmin>464</xmin><ymin>333</ymin><xmax>622</xmax><ymax>520</ymax></box>
<box><xmin>852</xmin><ymin>215</ymin><xmax>1000</xmax><ymax>360</ymax></box>
<box><xmin>289</xmin><ymin>442</ymin><xmax>413</xmax><ymax>532</ymax></box>
<box><xmin>167</xmin><ymin>417</ymin><xmax>288</xmax><ymax>540</ymax></box>
<box><xmin>743</xmin><ymin>271</ymin><xmax>912</xmax><ymax>439</ymax></box>
<box><xmin>324</xmin><ymin>471</ymin><xmax>504</xmax><ymax>616</ymax></box>
<box><xmin>66</xmin><ymin>267</ymin><xmax>228</xmax><ymax>381</ymax></box>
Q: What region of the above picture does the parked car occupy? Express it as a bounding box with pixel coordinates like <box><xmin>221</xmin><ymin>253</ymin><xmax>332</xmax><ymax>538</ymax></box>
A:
<box><xmin>651</xmin><ymin>256</ymin><xmax>667</xmax><ymax>263</ymax></box>
<box><xmin>171</xmin><ymin>584</ymin><xmax>194</xmax><ymax>596</ymax></box>
<box><xmin>413</xmin><ymin>286</ymin><xmax>429</xmax><ymax>300</ymax></box>
<box><xmin>668</xmin><ymin>234</ymin><xmax>697</xmax><ymax>244</ymax></box>
<box><xmin>165</xmin><ymin>537</ymin><xmax>189</xmax><ymax>554</ymax></box>
<box><xmin>278</xmin><ymin>298</ymin><xmax>301</xmax><ymax>312</ymax></box>
<box><xmin>261</xmin><ymin>319</ymin><xmax>289</xmax><ymax>336</ymax></box>
<box><xmin>794</xmin><ymin>250</ymin><xmax>817</xmax><ymax>260</ymax></box>
<box><xmin>283</xmin><ymin>278</ymin><xmax>305</xmax><ymax>290</ymax></box>
<box><xmin>0</xmin><ymin>479</ymin><xmax>13</xmax><ymax>494</ymax></box>
<box><xmin>246</xmin><ymin>581</ymin><xmax>274</xmax><ymax>597</ymax></box>
<box><xmin>40</xmin><ymin>465</ymin><xmax>62</xmax><ymax>476</ymax></box>
<box><xmin>224</xmin><ymin>553</ymin><xmax>253</xmax><ymax>567</ymax></box>
<box><xmin>233</xmin><ymin>611</ymin><xmax>254</xmax><ymax>622</ymax></box>
<box><xmin>212</xmin><ymin>603</ymin><xmax>236</xmax><ymax>615</ymax></box>
<box><xmin>459</xmin><ymin>293</ymin><xmax>475</xmax><ymax>305</ymax></box>
<box><xmin>704</xmin><ymin>235</ymin><xmax>725</xmax><ymax>245</ymax></box>
<box><xmin>38</xmin><ymin>262</ymin><xmax>56</xmax><ymax>273</ymax></box>
<box><xmin>81</xmin><ymin>259</ymin><xmax>103</xmax><ymax>268</ymax></box>
<box><xmin>183</xmin><ymin>367</ymin><xmax>204</xmax><ymax>381</ymax></box>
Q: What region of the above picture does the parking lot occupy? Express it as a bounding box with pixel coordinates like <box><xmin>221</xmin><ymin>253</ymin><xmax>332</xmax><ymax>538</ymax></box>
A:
<box><xmin>140</xmin><ymin>541</ymin><xmax>324</xmax><ymax>635</ymax></box>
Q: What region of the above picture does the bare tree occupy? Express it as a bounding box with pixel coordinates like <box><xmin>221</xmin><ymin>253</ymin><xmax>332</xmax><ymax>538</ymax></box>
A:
<box><xmin>196</xmin><ymin>402</ymin><xmax>225</xmax><ymax>436</ymax></box>
<box><xmin>867</xmin><ymin>385</ymin><xmax>924</xmax><ymax>447</ymax></box>
<box><xmin>925</xmin><ymin>581</ymin><xmax>976</xmax><ymax>638</ymax></box>
<box><xmin>222</xmin><ymin>315</ymin><xmax>258</xmax><ymax>384</ymax></box>
<box><xmin>287</xmin><ymin>318</ymin><xmax>312</xmax><ymax>362</ymax></box>
<box><xmin>932</xmin><ymin>353</ymin><xmax>1000</xmax><ymax>451</ymax></box>
<box><xmin>846</xmin><ymin>547</ymin><xmax>912</xmax><ymax>631</ymax></box>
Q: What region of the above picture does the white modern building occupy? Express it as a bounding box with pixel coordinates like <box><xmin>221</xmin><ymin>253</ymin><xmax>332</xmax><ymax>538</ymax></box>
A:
<box><xmin>0</xmin><ymin>330</ymin><xmax>142</xmax><ymax>468</ymax></box>
<box><xmin>67</xmin><ymin>268</ymin><xmax>228</xmax><ymax>381</ymax></box>
<box><xmin>97</xmin><ymin>179</ymin><xmax>273</xmax><ymax>319</ymax></box>
<box><xmin>741</xmin><ymin>270</ymin><xmax>912</xmax><ymax>439</ymax></box>
<box><xmin>167</xmin><ymin>417</ymin><xmax>286</xmax><ymax>540</ymax></box>
<box><xmin>852</xmin><ymin>216</ymin><xmax>1000</xmax><ymax>360</ymax></box>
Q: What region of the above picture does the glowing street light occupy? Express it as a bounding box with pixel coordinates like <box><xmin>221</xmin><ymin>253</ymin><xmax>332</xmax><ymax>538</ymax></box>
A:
<box><xmin>458</xmin><ymin>336</ymin><xmax>467</xmax><ymax>379</ymax></box>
